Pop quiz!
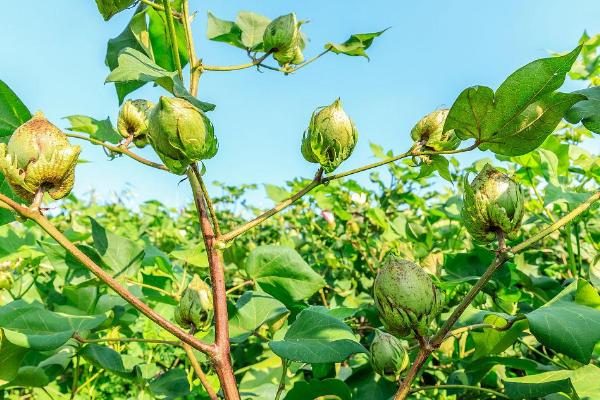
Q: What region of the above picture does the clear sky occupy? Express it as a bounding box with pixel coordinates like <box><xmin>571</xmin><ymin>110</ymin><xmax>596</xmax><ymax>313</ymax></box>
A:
<box><xmin>2</xmin><ymin>1</ymin><xmax>599</xmax><ymax>209</ymax></box>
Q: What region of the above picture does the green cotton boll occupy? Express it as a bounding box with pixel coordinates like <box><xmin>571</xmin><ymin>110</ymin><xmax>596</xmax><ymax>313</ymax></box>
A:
<box><xmin>263</xmin><ymin>13</ymin><xmax>305</xmax><ymax>66</ymax></box>
<box><xmin>373</xmin><ymin>256</ymin><xmax>444</xmax><ymax>337</ymax></box>
<box><xmin>117</xmin><ymin>99</ymin><xmax>154</xmax><ymax>147</ymax></box>
<box><xmin>0</xmin><ymin>111</ymin><xmax>80</xmax><ymax>202</ymax></box>
<box><xmin>461</xmin><ymin>163</ymin><xmax>525</xmax><ymax>243</ymax></box>
<box><xmin>370</xmin><ymin>330</ymin><xmax>409</xmax><ymax>381</ymax></box>
<box><xmin>174</xmin><ymin>275</ymin><xmax>214</xmax><ymax>332</ymax></box>
<box><xmin>147</xmin><ymin>96</ymin><xmax>218</xmax><ymax>175</ymax></box>
<box><xmin>301</xmin><ymin>98</ymin><xmax>358</xmax><ymax>173</ymax></box>
<box><xmin>410</xmin><ymin>109</ymin><xmax>461</xmax><ymax>152</ymax></box>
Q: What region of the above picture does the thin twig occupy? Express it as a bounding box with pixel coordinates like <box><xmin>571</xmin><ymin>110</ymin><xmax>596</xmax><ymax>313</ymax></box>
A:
<box><xmin>66</xmin><ymin>133</ymin><xmax>168</xmax><ymax>171</ymax></box>
<box><xmin>183</xmin><ymin>339</ymin><xmax>219</xmax><ymax>400</ymax></box>
<box><xmin>162</xmin><ymin>0</ymin><xmax>183</xmax><ymax>81</ymax></box>
<box><xmin>274</xmin><ymin>358</ymin><xmax>289</xmax><ymax>400</ymax></box>
<box><xmin>73</xmin><ymin>333</ymin><xmax>180</xmax><ymax>346</ymax></box>
<box><xmin>200</xmin><ymin>52</ymin><xmax>272</xmax><ymax>72</ymax></box>
<box><xmin>409</xmin><ymin>384</ymin><xmax>509</xmax><ymax>399</ymax></box>
<box><xmin>194</xmin><ymin>164</ymin><xmax>222</xmax><ymax>237</ymax></box>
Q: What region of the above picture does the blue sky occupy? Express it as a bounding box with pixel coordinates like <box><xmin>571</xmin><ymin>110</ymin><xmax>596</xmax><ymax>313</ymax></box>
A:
<box><xmin>2</xmin><ymin>1</ymin><xmax>599</xmax><ymax>209</ymax></box>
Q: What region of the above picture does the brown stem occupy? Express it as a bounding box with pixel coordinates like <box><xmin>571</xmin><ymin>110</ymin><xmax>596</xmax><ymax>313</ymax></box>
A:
<box><xmin>0</xmin><ymin>193</ymin><xmax>215</xmax><ymax>356</ymax></box>
<box><xmin>183</xmin><ymin>341</ymin><xmax>219</xmax><ymax>400</ymax></box>
<box><xmin>187</xmin><ymin>166</ymin><xmax>239</xmax><ymax>400</ymax></box>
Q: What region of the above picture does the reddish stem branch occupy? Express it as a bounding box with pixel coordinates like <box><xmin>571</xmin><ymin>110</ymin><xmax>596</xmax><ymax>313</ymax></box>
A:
<box><xmin>188</xmin><ymin>165</ymin><xmax>240</xmax><ymax>400</ymax></box>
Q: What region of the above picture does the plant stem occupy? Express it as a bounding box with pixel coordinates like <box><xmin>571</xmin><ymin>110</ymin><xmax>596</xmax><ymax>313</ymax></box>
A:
<box><xmin>187</xmin><ymin>165</ymin><xmax>240</xmax><ymax>400</ymax></box>
<box><xmin>565</xmin><ymin>223</ymin><xmax>577</xmax><ymax>276</ymax></box>
<box><xmin>73</xmin><ymin>334</ymin><xmax>180</xmax><ymax>346</ymax></box>
<box><xmin>124</xmin><ymin>277</ymin><xmax>179</xmax><ymax>299</ymax></box>
<box><xmin>181</xmin><ymin>0</ymin><xmax>200</xmax><ymax>96</ymax></box>
<box><xmin>409</xmin><ymin>384</ymin><xmax>509</xmax><ymax>399</ymax></box>
<box><xmin>183</xmin><ymin>341</ymin><xmax>219</xmax><ymax>400</ymax></box>
<box><xmin>200</xmin><ymin>52</ymin><xmax>272</xmax><ymax>72</ymax></box>
<box><xmin>220</xmin><ymin>142</ymin><xmax>479</xmax><ymax>243</ymax></box>
<box><xmin>139</xmin><ymin>0</ymin><xmax>183</xmax><ymax>18</ymax></box>
<box><xmin>226</xmin><ymin>280</ymin><xmax>254</xmax><ymax>294</ymax></box>
<box><xmin>162</xmin><ymin>0</ymin><xmax>183</xmax><ymax>81</ymax></box>
<box><xmin>70</xmin><ymin>355</ymin><xmax>80</xmax><ymax>400</ymax></box>
<box><xmin>286</xmin><ymin>48</ymin><xmax>332</xmax><ymax>74</ymax></box>
<box><xmin>0</xmin><ymin>193</ymin><xmax>215</xmax><ymax>356</ymax></box>
<box><xmin>393</xmin><ymin>191</ymin><xmax>600</xmax><ymax>400</ymax></box>
<box><xmin>274</xmin><ymin>359</ymin><xmax>289</xmax><ymax>400</ymax></box>
<box><xmin>66</xmin><ymin>133</ymin><xmax>168</xmax><ymax>171</ymax></box>
<box><xmin>195</xmin><ymin>166</ymin><xmax>222</xmax><ymax>237</ymax></box>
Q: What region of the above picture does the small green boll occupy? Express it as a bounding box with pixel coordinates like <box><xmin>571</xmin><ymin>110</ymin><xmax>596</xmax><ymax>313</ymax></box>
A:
<box><xmin>374</xmin><ymin>256</ymin><xmax>444</xmax><ymax>337</ymax></box>
<box><xmin>0</xmin><ymin>271</ymin><xmax>13</xmax><ymax>290</ymax></box>
<box><xmin>147</xmin><ymin>97</ymin><xmax>218</xmax><ymax>175</ymax></box>
<box><xmin>370</xmin><ymin>329</ymin><xmax>409</xmax><ymax>381</ymax></box>
<box><xmin>0</xmin><ymin>111</ymin><xmax>80</xmax><ymax>203</ymax></box>
<box><xmin>174</xmin><ymin>275</ymin><xmax>214</xmax><ymax>332</ymax></box>
<box><xmin>410</xmin><ymin>109</ymin><xmax>461</xmax><ymax>152</ymax></box>
<box><xmin>461</xmin><ymin>164</ymin><xmax>524</xmax><ymax>243</ymax></box>
<box><xmin>263</xmin><ymin>13</ymin><xmax>305</xmax><ymax>66</ymax></box>
<box><xmin>117</xmin><ymin>99</ymin><xmax>154</xmax><ymax>148</ymax></box>
<box><xmin>301</xmin><ymin>98</ymin><xmax>358</xmax><ymax>173</ymax></box>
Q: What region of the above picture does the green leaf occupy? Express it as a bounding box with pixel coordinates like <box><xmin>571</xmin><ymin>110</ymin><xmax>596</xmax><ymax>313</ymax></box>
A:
<box><xmin>95</xmin><ymin>0</ymin><xmax>135</xmax><ymax>21</ymax></box>
<box><xmin>105</xmin><ymin>47</ymin><xmax>215</xmax><ymax>112</ymax></box>
<box><xmin>206</xmin><ymin>12</ymin><xmax>245</xmax><ymax>49</ymax></box>
<box><xmin>269</xmin><ymin>309</ymin><xmax>367</xmax><ymax>363</ymax></box>
<box><xmin>471</xmin><ymin>315</ymin><xmax>528</xmax><ymax>360</ymax></box>
<box><xmin>90</xmin><ymin>217</ymin><xmax>145</xmax><ymax>273</ymax></box>
<box><xmin>326</xmin><ymin>30</ymin><xmax>387</xmax><ymax>59</ymax></box>
<box><xmin>565</xmin><ymin>86</ymin><xmax>600</xmax><ymax>133</ymax></box>
<box><xmin>246</xmin><ymin>245</ymin><xmax>326</xmax><ymax>305</ymax></box>
<box><xmin>170</xmin><ymin>245</ymin><xmax>208</xmax><ymax>268</ymax></box>
<box><xmin>0</xmin><ymin>332</ymin><xmax>28</xmax><ymax>385</ymax></box>
<box><xmin>236</xmin><ymin>11</ymin><xmax>271</xmax><ymax>50</ymax></box>
<box><xmin>543</xmin><ymin>184</ymin><xmax>593</xmax><ymax>206</ymax></box>
<box><xmin>105</xmin><ymin>10</ymin><xmax>149</xmax><ymax>103</ymax></box>
<box><xmin>445</xmin><ymin>47</ymin><xmax>582</xmax><ymax>155</ymax></box>
<box><xmin>480</xmin><ymin>92</ymin><xmax>585</xmax><ymax>156</ymax></box>
<box><xmin>0</xmin><ymin>79</ymin><xmax>31</xmax><ymax>137</ymax></box>
<box><xmin>525</xmin><ymin>280</ymin><xmax>600</xmax><ymax>363</ymax></box>
<box><xmin>504</xmin><ymin>364</ymin><xmax>600</xmax><ymax>399</ymax></box>
<box><xmin>64</xmin><ymin>115</ymin><xmax>121</xmax><ymax>144</ymax></box>
<box><xmin>148</xmin><ymin>368</ymin><xmax>191</xmax><ymax>399</ymax></box>
<box><xmin>80</xmin><ymin>344</ymin><xmax>135</xmax><ymax>378</ymax></box>
<box><xmin>229</xmin><ymin>291</ymin><xmax>289</xmax><ymax>343</ymax></box>
<box><xmin>264</xmin><ymin>184</ymin><xmax>290</xmax><ymax>203</ymax></box>
<box><xmin>0</xmin><ymin>301</ymin><xmax>106</xmax><ymax>351</ymax></box>
<box><xmin>284</xmin><ymin>378</ymin><xmax>352</xmax><ymax>400</ymax></box>
<box><xmin>147</xmin><ymin>7</ymin><xmax>190</xmax><ymax>72</ymax></box>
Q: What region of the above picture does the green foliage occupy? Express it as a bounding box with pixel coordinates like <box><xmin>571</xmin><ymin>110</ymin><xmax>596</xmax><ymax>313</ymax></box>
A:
<box><xmin>2</xmin><ymin>4</ymin><xmax>600</xmax><ymax>400</ymax></box>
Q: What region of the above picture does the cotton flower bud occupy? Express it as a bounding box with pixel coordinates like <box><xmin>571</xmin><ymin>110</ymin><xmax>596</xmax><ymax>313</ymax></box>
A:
<box><xmin>117</xmin><ymin>99</ymin><xmax>153</xmax><ymax>148</ymax></box>
<box><xmin>0</xmin><ymin>271</ymin><xmax>13</xmax><ymax>290</ymax></box>
<box><xmin>301</xmin><ymin>98</ymin><xmax>358</xmax><ymax>173</ymax></box>
<box><xmin>461</xmin><ymin>164</ymin><xmax>524</xmax><ymax>243</ymax></box>
<box><xmin>410</xmin><ymin>109</ymin><xmax>461</xmax><ymax>152</ymax></box>
<box><xmin>374</xmin><ymin>257</ymin><xmax>444</xmax><ymax>337</ymax></box>
<box><xmin>174</xmin><ymin>275</ymin><xmax>213</xmax><ymax>332</ymax></box>
<box><xmin>0</xmin><ymin>111</ymin><xmax>80</xmax><ymax>203</ymax></box>
<box><xmin>321</xmin><ymin>210</ymin><xmax>336</xmax><ymax>228</ymax></box>
<box><xmin>263</xmin><ymin>13</ymin><xmax>305</xmax><ymax>66</ymax></box>
<box><xmin>370</xmin><ymin>330</ymin><xmax>409</xmax><ymax>381</ymax></box>
<box><xmin>148</xmin><ymin>97</ymin><xmax>218</xmax><ymax>175</ymax></box>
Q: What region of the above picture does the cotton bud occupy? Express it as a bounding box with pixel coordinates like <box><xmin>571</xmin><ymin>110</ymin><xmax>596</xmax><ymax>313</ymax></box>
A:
<box><xmin>410</xmin><ymin>109</ymin><xmax>460</xmax><ymax>152</ymax></box>
<box><xmin>148</xmin><ymin>97</ymin><xmax>218</xmax><ymax>175</ymax></box>
<box><xmin>174</xmin><ymin>275</ymin><xmax>213</xmax><ymax>332</ymax></box>
<box><xmin>0</xmin><ymin>112</ymin><xmax>80</xmax><ymax>203</ymax></box>
<box><xmin>370</xmin><ymin>330</ymin><xmax>409</xmax><ymax>381</ymax></box>
<box><xmin>301</xmin><ymin>98</ymin><xmax>358</xmax><ymax>173</ymax></box>
<box><xmin>374</xmin><ymin>257</ymin><xmax>444</xmax><ymax>337</ymax></box>
<box><xmin>461</xmin><ymin>164</ymin><xmax>524</xmax><ymax>243</ymax></box>
<box><xmin>321</xmin><ymin>210</ymin><xmax>336</xmax><ymax>228</ymax></box>
<box><xmin>263</xmin><ymin>13</ymin><xmax>305</xmax><ymax>66</ymax></box>
<box><xmin>117</xmin><ymin>99</ymin><xmax>153</xmax><ymax>148</ymax></box>
<box><xmin>0</xmin><ymin>271</ymin><xmax>13</xmax><ymax>290</ymax></box>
